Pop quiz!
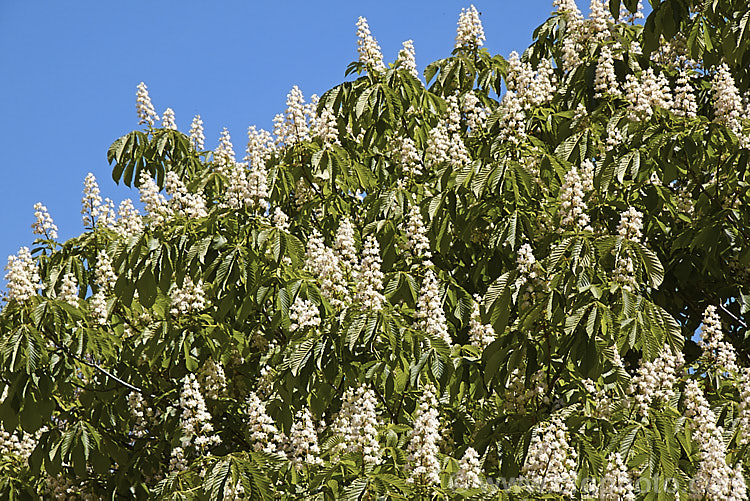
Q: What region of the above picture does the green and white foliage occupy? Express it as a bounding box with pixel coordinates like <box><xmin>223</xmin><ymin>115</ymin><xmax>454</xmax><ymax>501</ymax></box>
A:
<box><xmin>2</xmin><ymin>0</ymin><xmax>750</xmax><ymax>498</ymax></box>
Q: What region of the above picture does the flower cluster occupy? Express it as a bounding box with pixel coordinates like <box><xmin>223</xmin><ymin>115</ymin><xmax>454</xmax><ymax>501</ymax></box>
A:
<box><xmin>698</xmin><ymin>305</ymin><xmax>738</xmax><ymax>373</ymax></box>
<box><xmin>289</xmin><ymin>297</ymin><xmax>321</xmax><ymax>332</ymax></box>
<box><xmin>468</xmin><ymin>295</ymin><xmax>495</xmax><ymax>351</ymax></box>
<box><xmin>356</xmin><ymin>235</ymin><xmax>385</xmax><ymax>311</ymax></box>
<box><xmin>425</xmin><ymin>121</ymin><xmax>470</xmax><ymax>169</ymax></box>
<box><xmin>189</xmin><ymin>115</ymin><xmax>205</xmax><ymax>150</ymax></box>
<box><xmin>673</xmin><ymin>72</ymin><xmax>697</xmax><ymax>118</ymax></box>
<box><xmin>502</xmin><ymin>368</ymin><xmax>550</xmax><ymax>413</ymax></box>
<box><xmin>127</xmin><ymin>391</ymin><xmax>153</xmax><ymax>439</ymax></box>
<box><xmin>165</xmin><ymin>171</ymin><xmax>208</xmax><ymax>219</ymax></box>
<box><xmin>199</xmin><ymin>358</ymin><xmax>226</xmax><ymax>400</ymax></box>
<box><xmin>559</xmin><ymin>165</ymin><xmax>592</xmax><ymax>231</ymax></box>
<box><xmin>161</xmin><ymin>107</ymin><xmax>176</xmax><ymax>130</ymax></box>
<box><xmin>138</xmin><ymin>171</ymin><xmax>169</xmax><ymax>225</ymax></box>
<box><xmin>331</xmin><ymin>385</ymin><xmax>382</xmax><ymax>465</ymax></box>
<box><xmin>462</xmin><ymin>92</ymin><xmax>488</xmax><ymax>132</ymax></box>
<box><xmin>178</xmin><ymin>373</ymin><xmax>220</xmax><ymax>451</ymax></box>
<box><xmin>617</xmin><ymin>207</ymin><xmax>643</xmax><ymax>241</ymax></box>
<box><xmin>630</xmin><ymin>346</ymin><xmax>684</xmax><ymax>416</ymax></box>
<box><xmin>32</xmin><ymin>202</ymin><xmax>58</xmax><ymax>240</ymax></box>
<box><xmin>396</xmin><ymin>40</ymin><xmax>418</xmax><ymax>78</ymax></box>
<box><xmin>712</xmin><ymin>63</ymin><xmax>749</xmax><ymax>148</ymax></box>
<box><xmin>114</xmin><ymin>199</ymin><xmax>143</xmax><ymax>237</ymax></box>
<box><xmin>521</xmin><ymin>416</ymin><xmax>578</xmax><ymax>495</ymax></box>
<box><xmin>334</xmin><ymin>217</ymin><xmax>358</xmax><ymax>274</ymax></box>
<box><xmin>455</xmin><ymin>5</ymin><xmax>485</xmax><ymax>50</ymax></box>
<box><xmin>0</xmin><ymin>427</ymin><xmax>38</xmax><ymax>462</ymax></box>
<box><xmin>58</xmin><ymin>271</ymin><xmax>79</xmax><ymax>306</ymax></box>
<box><xmin>684</xmin><ymin>379</ymin><xmax>745</xmax><ymax>499</ymax></box>
<box><xmin>416</xmin><ymin>269</ymin><xmax>452</xmax><ymax>346</ymax></box>
<box><xmin>246</xmin><ymin>392</ymin><xmax>283</xmax><ymax>453</ymax></box>
<box><xmin>582</xmin><ymin>378</ymin><xmax>611</xmax><ymax>419</ymax></box>
<box><xmin>392</xmin><ymin>134</ymin><xmax>423</xmax><ymax>177</ymax></box>
<box><xmin>273</xmin><ymin>86</ymin><xmax>313</xmax><ymax>147</ymax></box>
<box><xmin>81</xmin><ymin>173</ymin><xmax>115</xmax><ymax>229</ymax></box>
<box><xmin>403</xmin><ymin>205</ymin><xmax>431</xmax><ymax>259</ymax></box>
<box><xmin>287</xmin><ymin>408</ymin><xmax>323</xmax><ymax>470</ymax></box>
<box><xmin>623</xmin><ymin>68</ymin><xmax>673</xmax><ymax>121</ymax></box>
<box><xmin>594</xmin><ymin>45</ymin><xmax>620</xmax><ymax>98</ymax></box>
<box><xmin>305</xmin><ymin>230</ymin><xmax>349</xmax><ymax>308</ymax></box>
<box><xmin>405</xmin><ymin>384</ymin><xmax>442</xmax><ymax>485</ymax></box>
<box><xmin>312</xmin><ymin>106</ymin><xmax>341</xmax><ymax>148</ymax></box>
<box><xmin>244</xmin><ymin>125</ymin><xmax>275</xmax><ymax>169</ymax></box>
<box><xmin>169</xmin><ymin>277</ymin><xmax>206</xmax><ymax>316</ymax></box>
<box><xmin>599</xmin><ymin>452</ymin><xmax>635</xmax><ymax>501</ymax></box>
<box><xmin>214</xmin><ymin>128</ymin><xmax>236</xmax><ymax>176</ymax></box>
<box><xmin>454</xmin><ymin>447</ymin><xmax>483</xmax><ymax>489</ymax></box>
<box><xmin>136</xmin><ymin>82</ymin><xmax>159</xmax><ymax>127</ymax></box>
<box><xmin>356</xmin><ymin>17</ymin><xmax>385</xmax><ymax>71</ymax></box>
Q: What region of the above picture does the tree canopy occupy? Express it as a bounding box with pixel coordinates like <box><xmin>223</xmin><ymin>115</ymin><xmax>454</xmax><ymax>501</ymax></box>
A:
<box><xmin>2</xmin><ymin>0</ymin><xmax>750</xmax><ymax>499</ymax></box>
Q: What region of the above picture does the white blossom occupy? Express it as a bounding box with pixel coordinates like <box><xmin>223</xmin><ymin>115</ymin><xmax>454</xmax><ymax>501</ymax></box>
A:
<box><xmin>455</xmin><ymin>5</ymin><xmax>485</xmax><ymax>50</ymax></box>
<box><xmin>287</xmin><ymin>407</ymin><xmax>323</xmax><ymax>470</ymax></box>
<box><xmin>32</xmin><ymin>202</ymin><xmax>58</xmax><ymax>240</ymax></box>
<box><xmin>356</xmin><ymin>17</ymin><xmax>385</xmax><ymax>71</ymax></box>
<box><xmin>136</xmin><ymin>82</ymin><xmax>159</xmax><ymax>127</ymax></box>
<box><xmin>114</xmin><ymin>199</ymin><xmax>143</xmax><ymax>238</ymax></box>
<box><xmin>392</xmin><ymin>135</ymin><xmax>423</xmax><ymax>177</ymax></box>
<box><xmin>406</xmin><ymin>384</ymin><xmax>442</xmax><ymax>485</ymax></box>
<box><xmin>455</xmin><ymin>447</ymin><xmax>483</xmax><ymax>489</ymax></box>
<box><xmin>246</xmin><ymin>392</ymin><xmax>283</xmax><ymax>453</ymax></box>
<box><xmin>331</xmin><ymin>385</ymin><xmax>382</xmax><ymax>465</ymax></box>
<box><xmin>138</xmin><ymin>171</ymin><xmax>169</xmax><ymax>226</ymax></box>
<box><xmin>81</xmin><ymin>173</ymin><xmax>103</xmax><ymax>228</ymax></box>
<box><xmin>595</xmin><ymin>45</ymin><xmax>620</xmax><ymax>98</ymax></box>
<box><xmin>517</xmin><ymin>243</ymin><xmax>537</xmax><ymax>277</ymax></box>
<box><xmin>199</xmin><ymin>359</ymin><xmax>226</xmax><ymax>400</ymax></box>
<box><xmin>416</xmin><ymin>269</ymin><xmax>451</xmax><ymax>346</ymax></box>
<box><xmin>673</xmin><ymin>72</ymin><xmax>697</xmax><ymax>118</ymax></box>
<box><xmin>189</xmin><ymin>115</ymin><xmax>205</xmax><ymax>150</ymax></box>
<box><xmin>289</xmin><ymin>297</ymin><xmax>321</xmax><ymax>332</ymax></box>
<box><xmin>623</xmin><ymin>68</ymin><xmax>673</xmax><ymax>121</ymax></box>
<box><xmin>305</xmin><ymin>229</ymin><xmax>349</xmax><ymax>308</ymax></box>
<box><xmin>738</xmin><ymin>368</ymin><xmax>750</xmax><ymax>446</ymax></box>
<box><xmin>169</xmin><ymin>446</ymin><xmax>188</xmax><ymax>473</ymax></box>
<box><xmin>0</xmin><ymin>426</ymin><xmax>40</xmax><ymax>462</ymax></box>
<box><xmin>58</xmin><ymin>271</ymin><xmax>79</xmax><ymax>306</ymax></box>
<box><xmin>468</xmin><ymin>295</ymin><xmax>494</xmax><ymax>351</ymax></box>
<box><xmin>684</xmin><ymin>379</ymin><xmax>744</xmax><ymax>500</ymax></box>
<box><xmin>698</xmin><ymin>305</ymin><xmax>739</xmax><ymax>373</ymax></box>
<box><xmin>599</xmin><ymin>452</ymin><xmax>635</xmax><ymax>501</ymax></box>
<box><xmin>712</xmin><ymin>63</ymin><xmax>749</xmax><ymax>148</ymax></box>
<box><xmin>313</xmin><ymin>106</ymin><xmax>340</xmax><ymax>148</ymax></box>
<box><xmin>462</xmin><ymin>92</ymin><xmax>488</xmax><ymax>132</ymax></box>
<box><xmin>273</xmin><ymin>207</ymin><xmax>290</xmax><ymax>232</ymax></box>
<box><xmin>244</xmin><ymin>126</ymin><xmax>275</xmax><ymax>168</ymax></box>
<box><xmin>630</xmin><ymin>346</ymin><xmax>684</xmax><ymax>417</ymax></box>
<box><xmin>95</xmin><ymin>250</ymin><xmax>117</xmax><ymax>292</ymax></box>
<box><xmin>127</xmin><ymin>392</ymin><xmax>153</xmax><ymax>439</ymax></box>
<box><xmin>521</xmin><ymin>416</ymin><xmax>578</xmax><ymax>495</ymax></box>
<box><xmin>356</xmin><ymin>235</ymin><xmax>385</xmax><ymax>311</ymax></box>
<box><xmin>403</xmin><ymin>205</ymin><xmax>431</xmax><ymax>259</ymax></box>
<box><xmin>396</xmin><ymin>40</ymin><xmax>418</xmax><ymax>78</ymax></box>
<box><xmin>169</xmin><ymin>276</ymin><xmax>206</xmax><ymax>316</ymax></box>
<box><xmin>559</xmin><ymin>165</ymin><xmax>592</xmax><ymax>231</ymax></box>
<box><xmin>165</xmin><ymin>171</ymin><xmax>208</xmax><ymax>219</ymax></box>
<box><xmin>334</xmin><ymin>217</ymin><xmax>358</xmax><ymax>273</ymax></box>
<box><xmin>214</xmin><ymin>128</ymin><xmax>236</xmax><ymax>176</ymax></box>
<box><xmin>273</xmin><ymin>86</ymin><xmax>311</xmax><ymax>147</ymax></box>
<box><xmin>161</xmin><ymin>107</ymin><xmax>176</xmax><ymax>130</ymax></box>
<box><xmin>617</xmin><ymin>207</ymin><xmax>643</xmax><ymax>241</ymax></box>
<box><xmin>224</xmin><ymin>161</ymin><xmax>252</xmax><ymax>209</ymax></box>
<box><xmin>90</xmin><ymin>289</ymin><xmax>108</xmax><ymax>325</ymax></box>
<box><xmin>178</xmin><ymin>373</ymin><xmax>220</xmax><ymax>451</ymax></box>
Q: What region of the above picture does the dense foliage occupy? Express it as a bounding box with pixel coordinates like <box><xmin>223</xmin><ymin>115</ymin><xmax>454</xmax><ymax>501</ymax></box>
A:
<box><xmin>2</xmin><ymin>0</ymin><xmax>750</xmax><ymax>498</ymax></box>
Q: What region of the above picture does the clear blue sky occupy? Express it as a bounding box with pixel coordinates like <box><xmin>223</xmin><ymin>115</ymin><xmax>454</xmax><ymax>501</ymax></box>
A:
<box><xmin>0</xmin><ymin>0</ymin><xmax>559</xmax><ymax>270</ymax></box>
